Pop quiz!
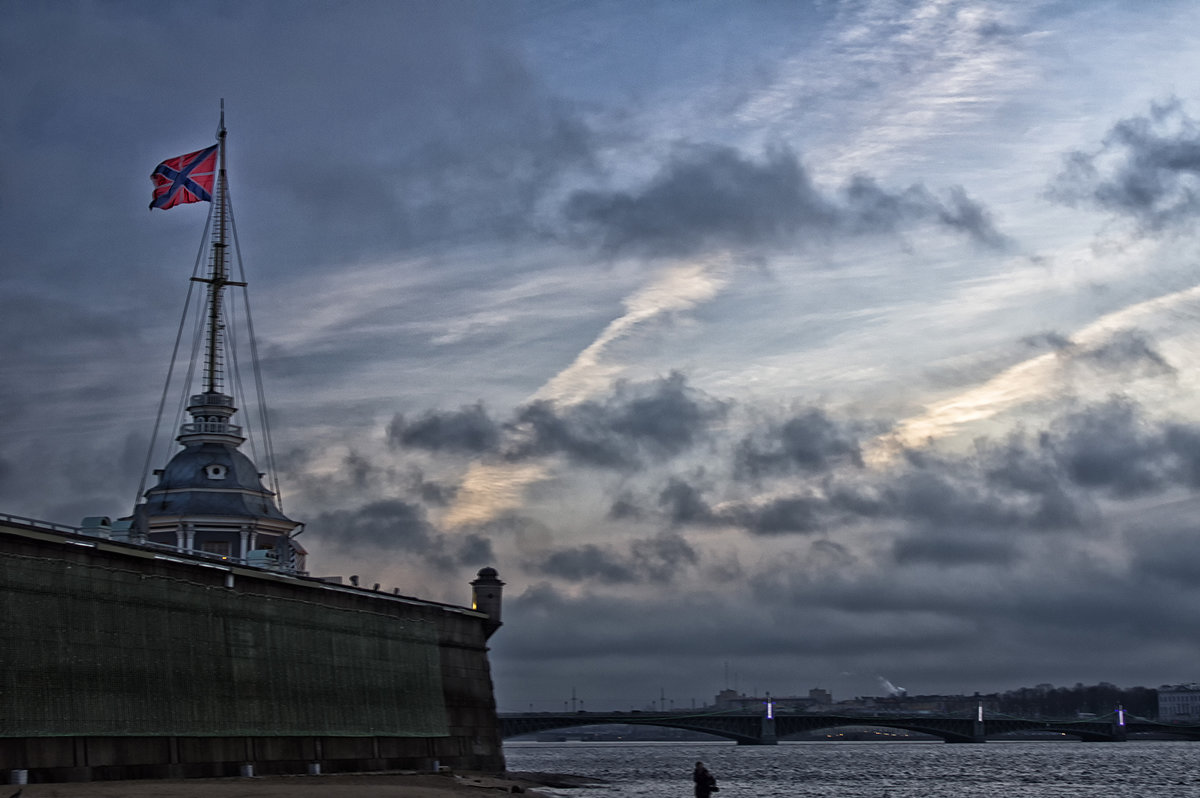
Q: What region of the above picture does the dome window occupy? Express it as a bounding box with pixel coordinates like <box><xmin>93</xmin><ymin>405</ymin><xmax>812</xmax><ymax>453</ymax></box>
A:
<box><xmin>204</xmin><ymin>464</ymin><xmax>228</xmax><ymax>480</ymax></box>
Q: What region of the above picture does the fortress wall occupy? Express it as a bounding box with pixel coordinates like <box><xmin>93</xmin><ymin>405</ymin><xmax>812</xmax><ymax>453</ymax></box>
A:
<box><xmin>0</xmin><ymin>519</ymin><xmax>504</xmax><ymax>782</ymax></box>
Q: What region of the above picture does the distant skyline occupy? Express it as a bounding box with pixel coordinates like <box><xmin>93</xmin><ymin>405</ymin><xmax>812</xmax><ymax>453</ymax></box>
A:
<box><xmin>6</xmin><ymin>1</ymin><xmax>1200</xmax><ymax>710</ymax></box>
<box><xmin>514</xmin><ymin>677</ymin><xmax>1171</xmax><ymax>713</ymax></box>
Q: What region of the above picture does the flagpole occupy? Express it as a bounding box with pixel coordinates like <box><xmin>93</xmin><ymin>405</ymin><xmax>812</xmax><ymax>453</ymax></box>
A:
<box><xmin>204</xmin><ymin>100</ymin><xmax>230</xmax><ymax>394</ymax></box>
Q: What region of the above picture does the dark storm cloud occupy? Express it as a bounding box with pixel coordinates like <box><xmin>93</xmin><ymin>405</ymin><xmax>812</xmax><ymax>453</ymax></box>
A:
<box><xmin>607</xmin><ymin>491</ymin><xmax>644</xmax><ymax>521</ymax></box>
<box><xmin>627</xmin><ymin>481</ymin><xmax>832</xmax><ymax>536</ymax></box>
<box><xmin>412</xmin><ymin>472</ymin><xmax>458</xmax><ymax>507</ymax></box>
<box><xmin>885</xmin><ymin>452</ymin><xmax>1077</xmax><ymax>531</ymax></box>
<box><xmin>1163</xmin><ymin>423</ymin><xmax>1200</xmax><ymax>488</ymax></box>
<box><xmin>809</xmin><ymin>539</ymin><xmax>857</xmax><ymax>570</ymax></box>
<box><xmin>454</xmin><ymin>532</ymin><xmax>495</xmax><ymax>566</ymax></box>
<box><xmin>563</xmin><ymin>143</ymin><xmax>1007</xmax><ymax>257</ymax></box>
<box><xmin>568</xmin><ymin>393</ymin><xmax>1200</xmax><ymax>548</ymax></box>
<box><xmin>877</xmin><ymin>401</ymin><xmax>1200</xmax><ymax>532</ymax></box>
<box><xmin>564</xmin><ymin>143</ymin><xmax>831</xmax><ymax>256</ymax></box>
<box><xmin>533</xmin><ymin>544</ymin><xmax>637</xmax><ymax>583</ymax></box>
<box><xmin>614</xmin><ymin>403</ymin><xmax>1097</xmax><ymax>538</ymax></box>
<box><xmin>673</xmin><ymin>421</ymin><xmax>1084</xmax><ymax>539</ymax></box>
<box><xmin>1050</xmin><ymin>98</ymin><xmax>1200</xmax><ymax>229</ymax></box>
<box><xmin>603</xmin><ymin>372</ymin><xmax>728</xmax><ymax>456</ymax></box>
<box><xmin>832</xmin><ymin>398</ymin><xmax>1200</xmax><ymax>538</ymax></box>
<box><xmin>387</xmin><ymin>403</ymin><xmax>501</xmax><ymax>454</ymax></box>
<box><xmin>978</xmin><ymin>436</ymin><xmax>1082</xmax><ymax>529</ymax></box>
<box><xmin>507</xmin><ymin>372</ymin><xmax>728</xmax><ymax>468</ymax></box>
<box><xmin>669</xmin><ymin>420</ymin><xmax>1094</xmax><ymax>540</ymax></box>
<box><xmin>892</xmin><ymin>531</ymin><xmax>1020</xmax><ymax>567</ymax></box>
<box><xmin>343</xmin><ymin>451</ymin><xmax>375</xmax><ymax>492</ymax></box>
<box><xmin>392</xmin><ymin>372</ymin><xmax>727</xmax><ymax>470</ymax></box>
<box><xmin>734</xmin><ymin>407</ymin><xmax>864</xmax><ymax>480</ymax></box>
<box><xmin>658</xmin><ymin>478</ymin><xmax>718</xmax><ymax>526</ymax></box>
<box><xmin>840</xmin><ymin>178</ymin><xmax>1008</xmax><ymax>249</ymax></box>
<box><xmin>934</xmin><ymin>186</ymin><xmax>1009</xmax><ymax>249</ymax></box>
<box><xmin>730</xmin><ymin>494</ymin><xmax>826</xmax><ymax>535</ymax></box>
<box><xmin>310</xmin><ymin>498</ymin><xmax>492</xmax><ymax>572</ymax></box>
<box><xmin>505</xmin><ymin>400</ymin><xmax>629</xmax><ymax>467</ymax></box>
<box><xmin>311</xmin><ymin>499</ymin><xmax>435</xmax><ymax>550</ymax></box>
<box><xmin>1131</xmin><ymin>522</ymin><xmax>1200</xmax><ymax>588</ymax></box>
<box><xmin>1053</xmin><ymin>399</ymin><xmax>1170</xmax><ymax>497</ymax></box>
<box><xmin>529</xmin><ymin>532</ymin><xmax>698</xmax><ymax>585</ymax></box>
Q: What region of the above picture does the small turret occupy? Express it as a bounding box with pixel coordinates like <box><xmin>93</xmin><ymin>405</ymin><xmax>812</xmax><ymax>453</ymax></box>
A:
<box><xmin>470</xmin><ymin>567</ymin><xmax>504</xmax><ymax>638</ymax></box>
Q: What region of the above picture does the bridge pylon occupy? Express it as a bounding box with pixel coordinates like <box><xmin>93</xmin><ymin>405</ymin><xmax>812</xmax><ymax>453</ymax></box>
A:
<box><xmin>759</xmin><ymin>715</ymin><xmax>778</xmax><ymax>745</ymax></box>
<box><xmin>1110</xmin><ymin>705</ymin><xmax>1127</xmax><ymax>743</ymax></box>
<box><xmin>972</xmin><ymin>701</ymin><xmax>986</xmax><ymax>743</ymax></box>
<box><xmin>945</xmin><ymin>702</ymin><xmax>986</xmax><ymax>743</ymax></box>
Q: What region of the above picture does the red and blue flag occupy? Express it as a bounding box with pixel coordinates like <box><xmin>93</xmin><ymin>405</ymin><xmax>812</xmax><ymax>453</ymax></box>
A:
<box><xmin>149</xmin><ymin>144</ymin><xmax>218</xmax><ymax>210</ymax></box>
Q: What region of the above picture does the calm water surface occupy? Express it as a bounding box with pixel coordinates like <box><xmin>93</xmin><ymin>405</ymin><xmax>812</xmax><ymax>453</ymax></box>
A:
<box><xmin>505</xmin><ymin>739</ymin><xmax>1200</xmax><ymax>797</ymax></box>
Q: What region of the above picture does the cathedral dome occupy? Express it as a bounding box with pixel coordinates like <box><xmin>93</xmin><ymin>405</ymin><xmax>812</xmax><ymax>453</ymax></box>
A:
<box><xmin>141</xmin><ymin>441</ymin><xmax>293</xmax><ymax>522</ymax></box>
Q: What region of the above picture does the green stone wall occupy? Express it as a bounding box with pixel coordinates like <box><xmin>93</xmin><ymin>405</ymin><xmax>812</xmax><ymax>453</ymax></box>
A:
<box><xmin>0</xmin><ymin>549</ymin><xmax>449</xmax><ymax>738</ymax></box>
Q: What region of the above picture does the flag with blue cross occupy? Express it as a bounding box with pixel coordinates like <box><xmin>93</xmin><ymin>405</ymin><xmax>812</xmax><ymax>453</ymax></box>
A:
<box><xmin>149</xmin><ymin>144</ymin><xmax>218</xmax><ymax>210</ymax></box>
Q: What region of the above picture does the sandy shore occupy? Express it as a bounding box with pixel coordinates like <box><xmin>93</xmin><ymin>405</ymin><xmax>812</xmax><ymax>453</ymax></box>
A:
<box><xmin>4</xmin><ymin>771</ymin><xmax>597</xmax><ymax>798</ymax></box>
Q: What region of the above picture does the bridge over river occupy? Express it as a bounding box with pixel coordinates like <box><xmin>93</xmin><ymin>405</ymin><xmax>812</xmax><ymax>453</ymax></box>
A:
<box><xmin>500</xmin><ymin>709</ymin><xmax>1200</xmax><ymax>745</ymax></box>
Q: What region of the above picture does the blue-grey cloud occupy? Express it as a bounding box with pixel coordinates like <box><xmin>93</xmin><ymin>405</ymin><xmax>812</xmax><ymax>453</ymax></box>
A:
<box><xmin>1054</xmin><ymin>398</ymin><xmax>1170</xmax><ymax>497</ymax></box>
<box><xmin>388</xmin><ymin>403</ymin><xmax>501</xmax><ymax>454</ymax></box>
<box><xmin>529</xmin><ymin>532</ymin><xmax>697</xmax><ymax>585</ymax></box>
<box><xmin>657</xmin><ymin>477</ymin><xmax>718</xmax><ymax>526</ymax></box>
<box><xmin>311</xmin><ymin>499</ymin><xmax>434</xmax><ymax>549</ymax></box>
<box><xmin>564</xmin><ymin>144</ymin><xmax>1008</xmax><ymax>257</ymax></box>
<box><xmin>310</xmin><ymin>498</ymin><xmax>491</xmax><ymax>572</ymax></box>
<box><xmin>509</xmin><ymin>374</ymin><xmax>727</xmax><ymax>468</ymax></box>
<box><xmin>892</xmin><ymin>532</ymin><xmax>1020</xmax><ymax>567</ymax></box>
<box><xmin>734</xmin><ymin>407</ymin><xmax>864</xmax><ymax>480</ymax></box>
<box><xmin>1050</xmin><ymin>97</ymin><xmax>1200</xmax><ymax>229</ymax></box>
<box><xmin>391</xmin><ymin>372</ymin><xmax>727</xmax><ymax>471</ymax></box>
<box><xmin>1069</xmin><ymin>329</ymin><xmax>1175</xmax><ymax>380</ymax></box>
<box><xmin>632</xmin><ymin>398</ymin><xmax>1200</xmax><ymax>541</ymax></box>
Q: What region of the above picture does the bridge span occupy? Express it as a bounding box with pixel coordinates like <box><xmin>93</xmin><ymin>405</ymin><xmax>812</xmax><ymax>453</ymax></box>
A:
<box><xmin>500</xmin><ymin>709</ymin><xmax>1200</xmax><ymax>745</ymax></box>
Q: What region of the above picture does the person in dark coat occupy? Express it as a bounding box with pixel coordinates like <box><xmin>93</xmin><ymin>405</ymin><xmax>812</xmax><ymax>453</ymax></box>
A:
<box><xmin>693</xmin><ymin>760</ymin><xmax>717</xmax><ymax>798</ymax></box>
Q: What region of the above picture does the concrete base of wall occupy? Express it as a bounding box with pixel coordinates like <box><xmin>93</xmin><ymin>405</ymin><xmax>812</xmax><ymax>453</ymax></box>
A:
<box><xmin>2</xmin><ymin>736</ymin><xmax>506</xmax><ymax>784</ymax></box>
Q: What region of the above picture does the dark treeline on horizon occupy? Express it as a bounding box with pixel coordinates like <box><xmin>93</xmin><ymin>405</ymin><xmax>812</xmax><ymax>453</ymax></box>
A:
<box><xmin>990</xmin><ymin>682</ymin><xmax>1159</xmax><ymax>719</ymax></box>
<box><xmin>884</xmin><ymin>682</ymin><xmax>1164</xmax><ymax>719</ymax></box>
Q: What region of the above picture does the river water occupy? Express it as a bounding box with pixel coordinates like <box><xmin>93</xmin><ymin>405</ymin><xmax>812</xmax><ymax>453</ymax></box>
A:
<box><xmin>504</xmin><ymin>739</ymin><xmax>1200</xmax><ymax>797</ymax></box>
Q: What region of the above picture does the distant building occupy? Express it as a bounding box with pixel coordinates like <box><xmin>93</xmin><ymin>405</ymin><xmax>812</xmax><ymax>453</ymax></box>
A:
<box><xmin>1158</xmin><ymin>684</ymin><xmax>1200</xmax><ymax>721</ymax></box>
<box><xmin>712</xmin><ymin>688</ymin><xmax>833</xmax><ymax>713</ymax></box>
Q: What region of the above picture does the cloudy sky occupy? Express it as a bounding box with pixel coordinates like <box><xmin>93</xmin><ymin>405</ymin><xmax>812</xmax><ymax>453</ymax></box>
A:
<box><xmin>7</xmin><ymin>0</ymin><xmax>1200</xmax><ymax>711</ymax></box>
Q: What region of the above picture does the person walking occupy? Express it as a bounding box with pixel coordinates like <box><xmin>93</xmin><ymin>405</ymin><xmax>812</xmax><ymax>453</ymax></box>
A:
<box><xmin>693</xmin><ymin>760</ymin><xmax>718</xmax><ymax>798</ymax></box>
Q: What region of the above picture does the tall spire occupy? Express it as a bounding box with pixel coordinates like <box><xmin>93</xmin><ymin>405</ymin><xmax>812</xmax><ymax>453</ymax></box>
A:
<box><xmin>136</xmin><ymin>101</ymin><xmax>304</xmax><ymax>573</ymax></box>
<box><xmin>198</xmin><ymin>99</ymin><xmax>242</xmax><ymax>395</ymax></box>
<box><xmin>181</xmin><ymin>100</ymin><xmax>245</xmax><ymax>446</ymax></box>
